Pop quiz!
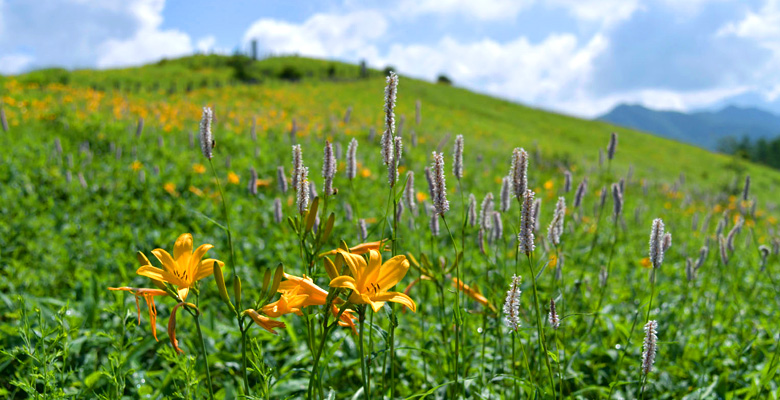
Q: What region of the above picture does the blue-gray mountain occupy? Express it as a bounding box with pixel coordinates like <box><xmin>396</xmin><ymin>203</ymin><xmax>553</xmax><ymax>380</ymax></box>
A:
<box><xmin>598</xmin><ymin>104</ymin><xmax>780</xmax><ymax>150</ymax></box>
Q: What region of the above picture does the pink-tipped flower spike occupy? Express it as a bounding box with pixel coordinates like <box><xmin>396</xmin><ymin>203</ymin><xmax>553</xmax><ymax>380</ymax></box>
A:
<box><xmin>612</xmin><ymin>183</ymin><xmax>623</xmax><ymax>219</ymax></box>
<box><xmin>563</xmin><ymin>170</ymin><xmax>572</xmax><ymax>193</ymax></box>
<box><xmin>518</xmin><ymin>190</ymin><xmax>536</xmax><ymax>255</ymax></box>
<box><xmin>547</xmin><ymin>197</ymin><xmax>566</xmax><ymax>246</ymax></box>
<box><xmin>500</xmin><ymin>176</ymin><xmax>512</xmax><ymax>212</ymax></box>
<box><xmin>492</xmin><ymin>211</ymin><xmax>503</xmax><ymax>242</ymax></box>
<box><xmin>607</xmin><ymin>132</ymin><xmax>618</xmax><ymax>161</ymax></box>
<box><xmin>291</xmin><ymin>145</ymin><xmax>303</xmax><ymax>189</ymax></box>
<box><xmin>296</xmin><ymin>167</ymin><xmax>309</xmax><ymax>215</ymax></box>
<box><xmin>467</xmin><ymin>193</ymin><xmax>477</xmax><ymax>227</ymax></box>
<box><xmin>503</xmin><ymin>275</ymin><xmax>522</xmax><ymax>332</ymax></box>
<box><xmin>346</xmin><ymin>138</ymin><xmax>358</xmax><ymax>180</ymax></box>
<box><xmin>431</xmin><ymin>151</ymin><xmax>450</xmax><ymax>215</ymax></box>
<box><xmin>323</xmin><ymin>141</ymin><xmax>336</xmax><ymax>196</ymax></box>
<box><xmin>649</xmin><ymin>218</ymin><xmax>665</xmax><ymax>269</ymax></box>
<box><xmin>511</xmin><ymin>148</ymin><xmax>528</xmax><ymax>201</ymax></box>
<box><xmin>743</xmin><ymin>175</ymin><xmax>751</xmax><ymax>201</ymax></box>
<box><xmin>641</xmin><ymin>320</ymin><xmax>658</xmax><ymax>375</ymax></box>
<box><xmin>381</xmin><ymin>72</ymin><xmax>398</xmax><ymax>166</ymax></box>
<box><xmin>199</xmin><ymin>107</ymin><xmax>214</xmax><ymax>159</ymax></box>
<box><xmin>479</xmin><ymin>193</ymin><xmax>494</xmax><ymax>231</ymax></box>
<box><xmin>574</xmin><ymin>178</ymin><xmax>588</xmax><ymax>208</ymax></box>
<box><xmin>273</xmin><ymin>198</ymin><xmax>283</xmax><ymax>224</ymax></box>
<box><xmin>453</xmin><ymin>135</ymin><xmax>464</xmax><ymax>179</ymax></box>
<box><xmin>548</xmin><ymin>298</ymin><xmax>560</xmax><ymax>329</ymax></box>
<box><xmin>277</xmin><ymin>166</ymin><xmax>288</xmax><ymax>194</ymax></box>
<box><xmin>404</xmin><ymin>171</ymin><xmax>417</xmax><ymax>214</ymax></box>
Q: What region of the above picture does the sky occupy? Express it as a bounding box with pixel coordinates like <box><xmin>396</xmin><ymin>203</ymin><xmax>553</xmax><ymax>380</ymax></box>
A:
<box><xmin>2</xmin><ymin>0</ymin><xmax>780</xmax><ymax>118</ymax></box>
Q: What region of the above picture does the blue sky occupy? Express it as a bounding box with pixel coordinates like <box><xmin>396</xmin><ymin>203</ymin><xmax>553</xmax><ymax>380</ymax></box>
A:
<box><xmin>2</xmin><ymin>0</ymin><xmax>780</xmax><ymax>118</ymax></box>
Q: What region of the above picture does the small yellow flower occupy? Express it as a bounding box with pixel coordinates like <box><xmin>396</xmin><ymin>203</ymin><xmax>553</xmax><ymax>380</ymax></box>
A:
<box><xmin>164</xmin><ymin>182</ymin><xmax>177</xmax><ymax>196</ymax></box>
<box><xmin>192</xmin><ymin>163</ymin><xmax>206</xmax><ymax>174</ymax></box>
<box><xmin>416</xmin><ymin>191</ymin><xmax>428</xmax><ymax>202</ymax></box>
<box><xmin>131</xmin><ymin>160</ymin><xmax>143</xmax><ymax>171</ymax></box>
<box><xmin>544</xmin><ymin>180</ymin><xmax>554</xmax><ymax>190</ymax></box>
<box><xmin>361</xmin><ymin>168</ymin><xmax>372</xmax><ymax>178</ymax></box>
<box><xmin>329</xmin><ymin>249</ymin><xmax>416</xmax><ymax>312</ymax></box>
<box><xmin>189</xmin><ymin>186</ymin><xmax>204</xmax><ymax>197</ymax></box>
<box><xmin>548</xmin><ymin>254</ymin><xmax>558</xmax><ymax>268</ymax></box>
<box><xmin>227</xmin><ymin>172</ymin><xmax>240</xmax><ymax>184</ymax></box>
<box><xmin>640</xmin><ymin>257</ymin><xmax>652</xmax><ymax>268</ymax></box>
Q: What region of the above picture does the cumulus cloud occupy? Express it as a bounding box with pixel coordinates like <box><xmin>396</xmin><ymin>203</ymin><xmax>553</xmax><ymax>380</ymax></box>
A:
<box><xmin>243</xmin><ymin>11</ymin><xmax>387</xmax><ymax>59</ymax></box>
<box><xmin>0</xmin><ymin>54</ymin><xmax>34</xmax><ymax>75</ymax></box>
<box><xmin>0</xmin><ymin>0</ymin><xmax>201</xmax><ymax>71</ymax></box>
<box><xmin>399</xmin><ymin>0</ymin><xmax>534</xmax><ymax>21</ymax></box>
<box><xmin>547</xmin><ymin>0</ymin><xmax>643</xmax><ymax>27</ymax></box>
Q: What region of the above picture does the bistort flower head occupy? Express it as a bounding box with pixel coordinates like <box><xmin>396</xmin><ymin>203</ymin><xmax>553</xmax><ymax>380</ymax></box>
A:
<box><xmin>503</xmin><ymin>275</ymin><xmax>522</xmax><ymax>332</ymax></box>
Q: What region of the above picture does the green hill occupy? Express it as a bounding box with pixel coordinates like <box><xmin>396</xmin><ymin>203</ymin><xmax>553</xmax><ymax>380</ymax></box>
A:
<box><xmin>1</xmin><ymin>54</ymin><xmax>778</xmax><ymax>398</ymax></box>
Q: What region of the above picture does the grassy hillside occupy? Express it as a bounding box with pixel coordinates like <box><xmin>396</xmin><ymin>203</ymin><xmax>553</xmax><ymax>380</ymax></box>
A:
<box><xmin>1</xmin><ymin>55</ymin><xmax>779</xmax><ymax>399</ymax></box>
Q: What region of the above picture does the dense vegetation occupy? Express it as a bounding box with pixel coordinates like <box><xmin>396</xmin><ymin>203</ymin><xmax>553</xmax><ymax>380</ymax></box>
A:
<box><xmin>1</xmin><ymin>55</ymin><xmax>779</xmax><ymax>399</ymax></box>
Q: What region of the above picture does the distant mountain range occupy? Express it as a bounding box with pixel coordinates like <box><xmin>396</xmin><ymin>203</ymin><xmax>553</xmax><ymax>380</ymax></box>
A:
<box><xmin>597</xmin><ymin>104</ymin><xmax>780</xmax><ymax>150</ymax></box>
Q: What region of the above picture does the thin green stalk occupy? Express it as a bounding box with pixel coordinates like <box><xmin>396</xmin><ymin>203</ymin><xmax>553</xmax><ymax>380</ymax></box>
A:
<box><xmin>208</xmin><ymin>159</ymin><xmax>249</xmax><ymax>395</ymax></box>
<box><xmin>441</xmin><ymin>215</ymin><xmax>461</xmax><ymax>397</ymax></box>
<box><xmin>191</xmin><ymin>310</ymin><xmax>215</xmax><ymax>400</ymax></box>
<box><xmin>358</xmin><ymin>307</ymin><xmax>370</xmax><ymax>400</ymax></box>
<box><xmin>526</xmin><ymin>254</ymin><xmax>556</xmax><ymax>394</ymax></box>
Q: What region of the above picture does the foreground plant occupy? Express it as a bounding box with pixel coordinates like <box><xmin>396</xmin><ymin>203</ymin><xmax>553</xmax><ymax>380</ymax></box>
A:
<box><xmin>109</xmin><ymin>233</ymin><xmax>223</xmax><ymax>399</ymax></box>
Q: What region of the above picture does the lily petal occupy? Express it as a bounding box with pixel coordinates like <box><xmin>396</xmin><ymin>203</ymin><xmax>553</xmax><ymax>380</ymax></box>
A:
<box><xmin>372</xmin><ymin>291</ymin><xmax>417</xmax><ymax>312</ymax></box>
<box><xmin>151</xmin><ymin>248</ymin><xmax>180</xmax><ymax>276</ymax></box>
<box><xmin>189</xmin><ymin>243</ymin><xmax>214</xmax><ymax>280</ymax></box>
<box><xmin>336</xmin><ymin>250</ymin><xmax>366</xmax><ymax>281</ymax></box>
<box><xmin>245</xmin><ymin>309</ymin><xmax>286</xmax><ymax>334</ymax></box>
<box><xmin>173</xmin><ymin>233</ymin><xmax>193</xmax><ymax>268</ymax></box>
<box><xmin>360</xmin><ymin>250</ymin><xmax>383</xmax><ymax>289</ymax></box>
<box><xmin>136</xmin><ymin>265</ymin><xmax>187</xmax><ymax>287</ymax></box>
<box><xmin>375</xmin><ymin>255</ymin><xmax>410</xmax><ymax>292</ymax></box>
<box><xmin>329</xmin><ymin>275</ymin><xmax>358</xmax><ymax>291</ymax></box>
<box><xmin>193</xmin><ymin>259</ymin><xmax>220</xmax><ymax>282</ymax></box>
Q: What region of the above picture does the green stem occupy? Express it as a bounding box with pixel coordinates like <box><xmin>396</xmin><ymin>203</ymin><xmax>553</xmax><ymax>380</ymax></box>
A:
<box><xmin>527</xmin><ymin>254</ymin><xmax>556</xmax><ymax>394</ymax></box>
<box><xmin>192</xmin><ymin>311</ymin><xmax>215</xmax><ymax>400</ymax></box>
<box><xmin>441</xmin><ymin>215</ymin><xmax>460</xmax><ymax>396</ymax></box>
<box><xmin>359</xmin><ymin>307</ymin><xmax>370</xmax><ymax>400</ymax></box>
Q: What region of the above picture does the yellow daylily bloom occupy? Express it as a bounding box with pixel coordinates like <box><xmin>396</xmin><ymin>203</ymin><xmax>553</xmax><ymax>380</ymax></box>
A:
<box><xmin>319</xmin><ymin>240</ymin><xmax>389</xmax><ymax>257</ymax></box>
<box><xmin>329</xmin><ymin>249</ymin><xmax>417</xmax><ymax>313</ymax></box>
<box><xmin>108</xmin><ymin>287</ymin><xmax>168</xmax><ymax>341</ymax></box>
<box><xmin>277</xmin><ymin>272</ymin><xmax>358</xmax><ymax>334</ymax></box>
<box><xmin>244</xmin><ymin>309</ymin><xmax>286</xmax><ymax>335</ymax></box>
<box><xmin>136</xmin><ymin>233</ymin><xmax>223</xmax><ymax>301</ymax></box>
<box><xmin>261</xmin><ymin>291</ymin><xmax>308</xmax><ymax>318</ymax></box>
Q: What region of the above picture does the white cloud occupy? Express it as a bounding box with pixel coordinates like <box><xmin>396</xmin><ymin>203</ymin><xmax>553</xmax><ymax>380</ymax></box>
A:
<box><xmin>196</xmin><ymin>36</ymin><xmax>217</xmax><ymax>53</ymax></box>
<box><xmin>548</xmin><ymin>0</ymin><xmax>642</xmax><ymax>27</ymax></box>
<box><xmin>0</xmin><ymin>0</ymin><xmax>197</xmax><ymax>71</ymax></box>
<box><xmin>243</xmin><ymin>11</ymin><xmax>386</xmax><ymax>59</ymax></box>
<box><xmin>0</xmin><ymin>53</ymin><xmax>34</xmax><ymax>74</ymax></box>
<box><xmin>399</xmin><ymin>0</ymin><xmax>534</xmax><ymax>21</ymax></box>
<box><xmin>717</xmin><ymin>0</ymin><xmax>780</xmax><ymax>42</ymax></box>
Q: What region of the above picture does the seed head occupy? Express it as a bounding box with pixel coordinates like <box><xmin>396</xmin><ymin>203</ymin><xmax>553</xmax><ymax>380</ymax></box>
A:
<box><xmin>199</xmin><ymin>107</ymin><xmax>214</xmax><ymax>159</ymax></box>
<box><xmin>518</xmin><ymin>190</ymin><xmax>536</xmax><ymax>255</ymax></box>
<box><xmin>547</xmin><ymin>197</ymin><xmax>566</xmax><ymax>246</ymax></box>
<box><xmin>649</xmin><ymin>218</ymin><xmax>666</xmax><ymax>269</ymax></box>
<box><xmin>323</xmin><ymin>141</ymin><xmax>336</xmax><ymax>196</ymax></box>
<box><xmin>346</xmin><ymin>138</ymin><xmax>358</xmax><ymax>180</ymax></box>
<box><xmin>277</xmin><ymin>166</ymin><xmax>288</xmax><ymax>194</ymax></box>
<box><xmin>641</xmin><ymin>320</ymin><xmax>658</xmax><ymax>375</ymax></box>
<box><xmin>500</xmin><ymin>176</ymin><xmax>512</xmax><ymax>212</ymax></box>
<box><xmin>453</xmin><ymin>135</ymin><xmax>464</xmax><ymax>179</ymax></box>
<box><xmin>607</xmin><ymin>132</ymin><xmax>618</xmax><ymax>160</ymax></box>
<box><xmin>479</xmin><ymin>193</ymin><xmax>495</xmax><ymax>231</ymax></box>
<box><xmin>467</xmin><ymin>193</ymin><xmax>477</xmax><ymax>227</ymax></box>
<box><xmin>511</xmin><ymin>148</ymin><xmax>529</xmax><ymax>200</ymax></box>
<box><xmin>548</xmin><ymin>298</ymin><xmax>560</xmax><ymax>329</ymax></box>
<box><xmin>273</xmin><ymin>198</ymin><xmax>283</xmax><ymax>224</ymax></box>
<box><xmin>291</xmin><ymin>145</ymin><xmax>303</xmax><ymax>189</ymax></box>
<box><xmin>404</xmin><ymin>171</ymin><xmax>417</xmax><ymax>214</ymax></box>
<box><xmin>381</xmin><ymin>72</ymin><xmax>398</xmax><ymax>166</ymax></box>
<box><xmin>248</xmin><ymin>167</ymin><xmax>258</xmax><ymax>196</ymax></box>
<box><xmin>296</xmin><ymin>167</ymin><xmax>309</xmax><ymax>215</ymax></box>
<box><xmin>503</xmin><ymin>275</ymin><xmax>522</xmax><ymax>332</ymax></box>
<box><xmin>612</xmin><ymin>183</ymin><xmax>623</xmax><ymax>219</ymax></box>
<box><xmin>431</xmin><ymin>151</ymin><xmax>450</xmax><ymax>214</ymax></box>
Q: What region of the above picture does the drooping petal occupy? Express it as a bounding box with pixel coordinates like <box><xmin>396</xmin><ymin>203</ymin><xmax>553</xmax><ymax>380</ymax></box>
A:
<box><xmin>368</xmin><ymin>299</ymin><xmax>386</xmax><ymax>312</ymax></box>
<box><xmin>168</xmin><ymin>302</ymin><xmax>188</xmax><ymax>353</ymax></box>
<box><xmin>375</xmin><ymin>256</ymin><xmax>410</xmax><ymax>292</ymax></box>
<box><xmin>371</xmin><ymin>291</ymin><xmax>417</xmax><ymax>312</ymax></box>
<box><xmin>173</xmin><ymin>233</ymin><xmax>194</xmax><ymax>269</ymax></box>
<box><xmin>329</xmin><ymin>276</ymin><xmax>359</xmax><ymax>291</ymax></box>
<box><xmin>108</xmin><ymin>287</ymin><xmax>142</xmax><ymax>324</ymax></box>
<box><xmin>177</xmin><ymin>287</ymin><xmax>190</xmax><ymax>301</ymax></box>
<box><xmin>279</xmin><ymin>273</ymin><xmax>328</xmax><ymax>306</ymax></box>
<box><xmin>136</xmin><ymin>265</ymin><xmax>187</xmax><ymax>287</ymax></box>
<box><xmin>360</xmin><ymin>250</ymin><xmax>384</xmax><ymax>289</ymax></box>
<box><xmin>245</xmin><ymin>309</ymin><xmax>286</xmax><ymax>334</ymax></box>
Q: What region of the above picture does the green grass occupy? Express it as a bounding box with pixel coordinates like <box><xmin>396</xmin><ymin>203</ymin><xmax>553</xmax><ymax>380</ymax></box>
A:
<box><xmin>0</xmin><ymin>54</ymin><xmax>778</xmax><ymax>399</ymax></box>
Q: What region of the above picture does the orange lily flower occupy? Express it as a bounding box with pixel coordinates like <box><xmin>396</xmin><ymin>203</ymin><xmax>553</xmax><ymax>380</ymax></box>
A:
<box><xmin>319</xmin><ymin>240</ymin><xmax>389</xmax><ymax>257</ymax></box>
<box><xmin>452</xmin><ymin>277</ymin><xmax>496</xmax><ymax>313</ymax></box>
<box><xmin>244</xmin><ymin>309</ymin><xmax>287</xmax><ymax>334</ymax></box>
<box><xmin>277</xmin><ymin>272</ymin><xmax>358</xmax><ymax>334</ymax></box>
<box><xmin>108</xmin><ymin>287</ymin><xmax>168</xmax><ymax>340</ymax></box>
<box><xmin>136</xmin><ymin>233</ymin><xmax>223</xmax><ymax>301</ymax></box>
<box><xmin>329</xmin><ymin>249</ymin><xmax>417</xmax><ymax>312</ymax></box>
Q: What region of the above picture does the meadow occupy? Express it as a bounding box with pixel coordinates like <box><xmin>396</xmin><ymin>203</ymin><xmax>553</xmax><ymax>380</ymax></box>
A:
<box><xmin>1</xmin><ymin>55</ymin><xmax>779</xmax><ymax>399</ymax></box>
